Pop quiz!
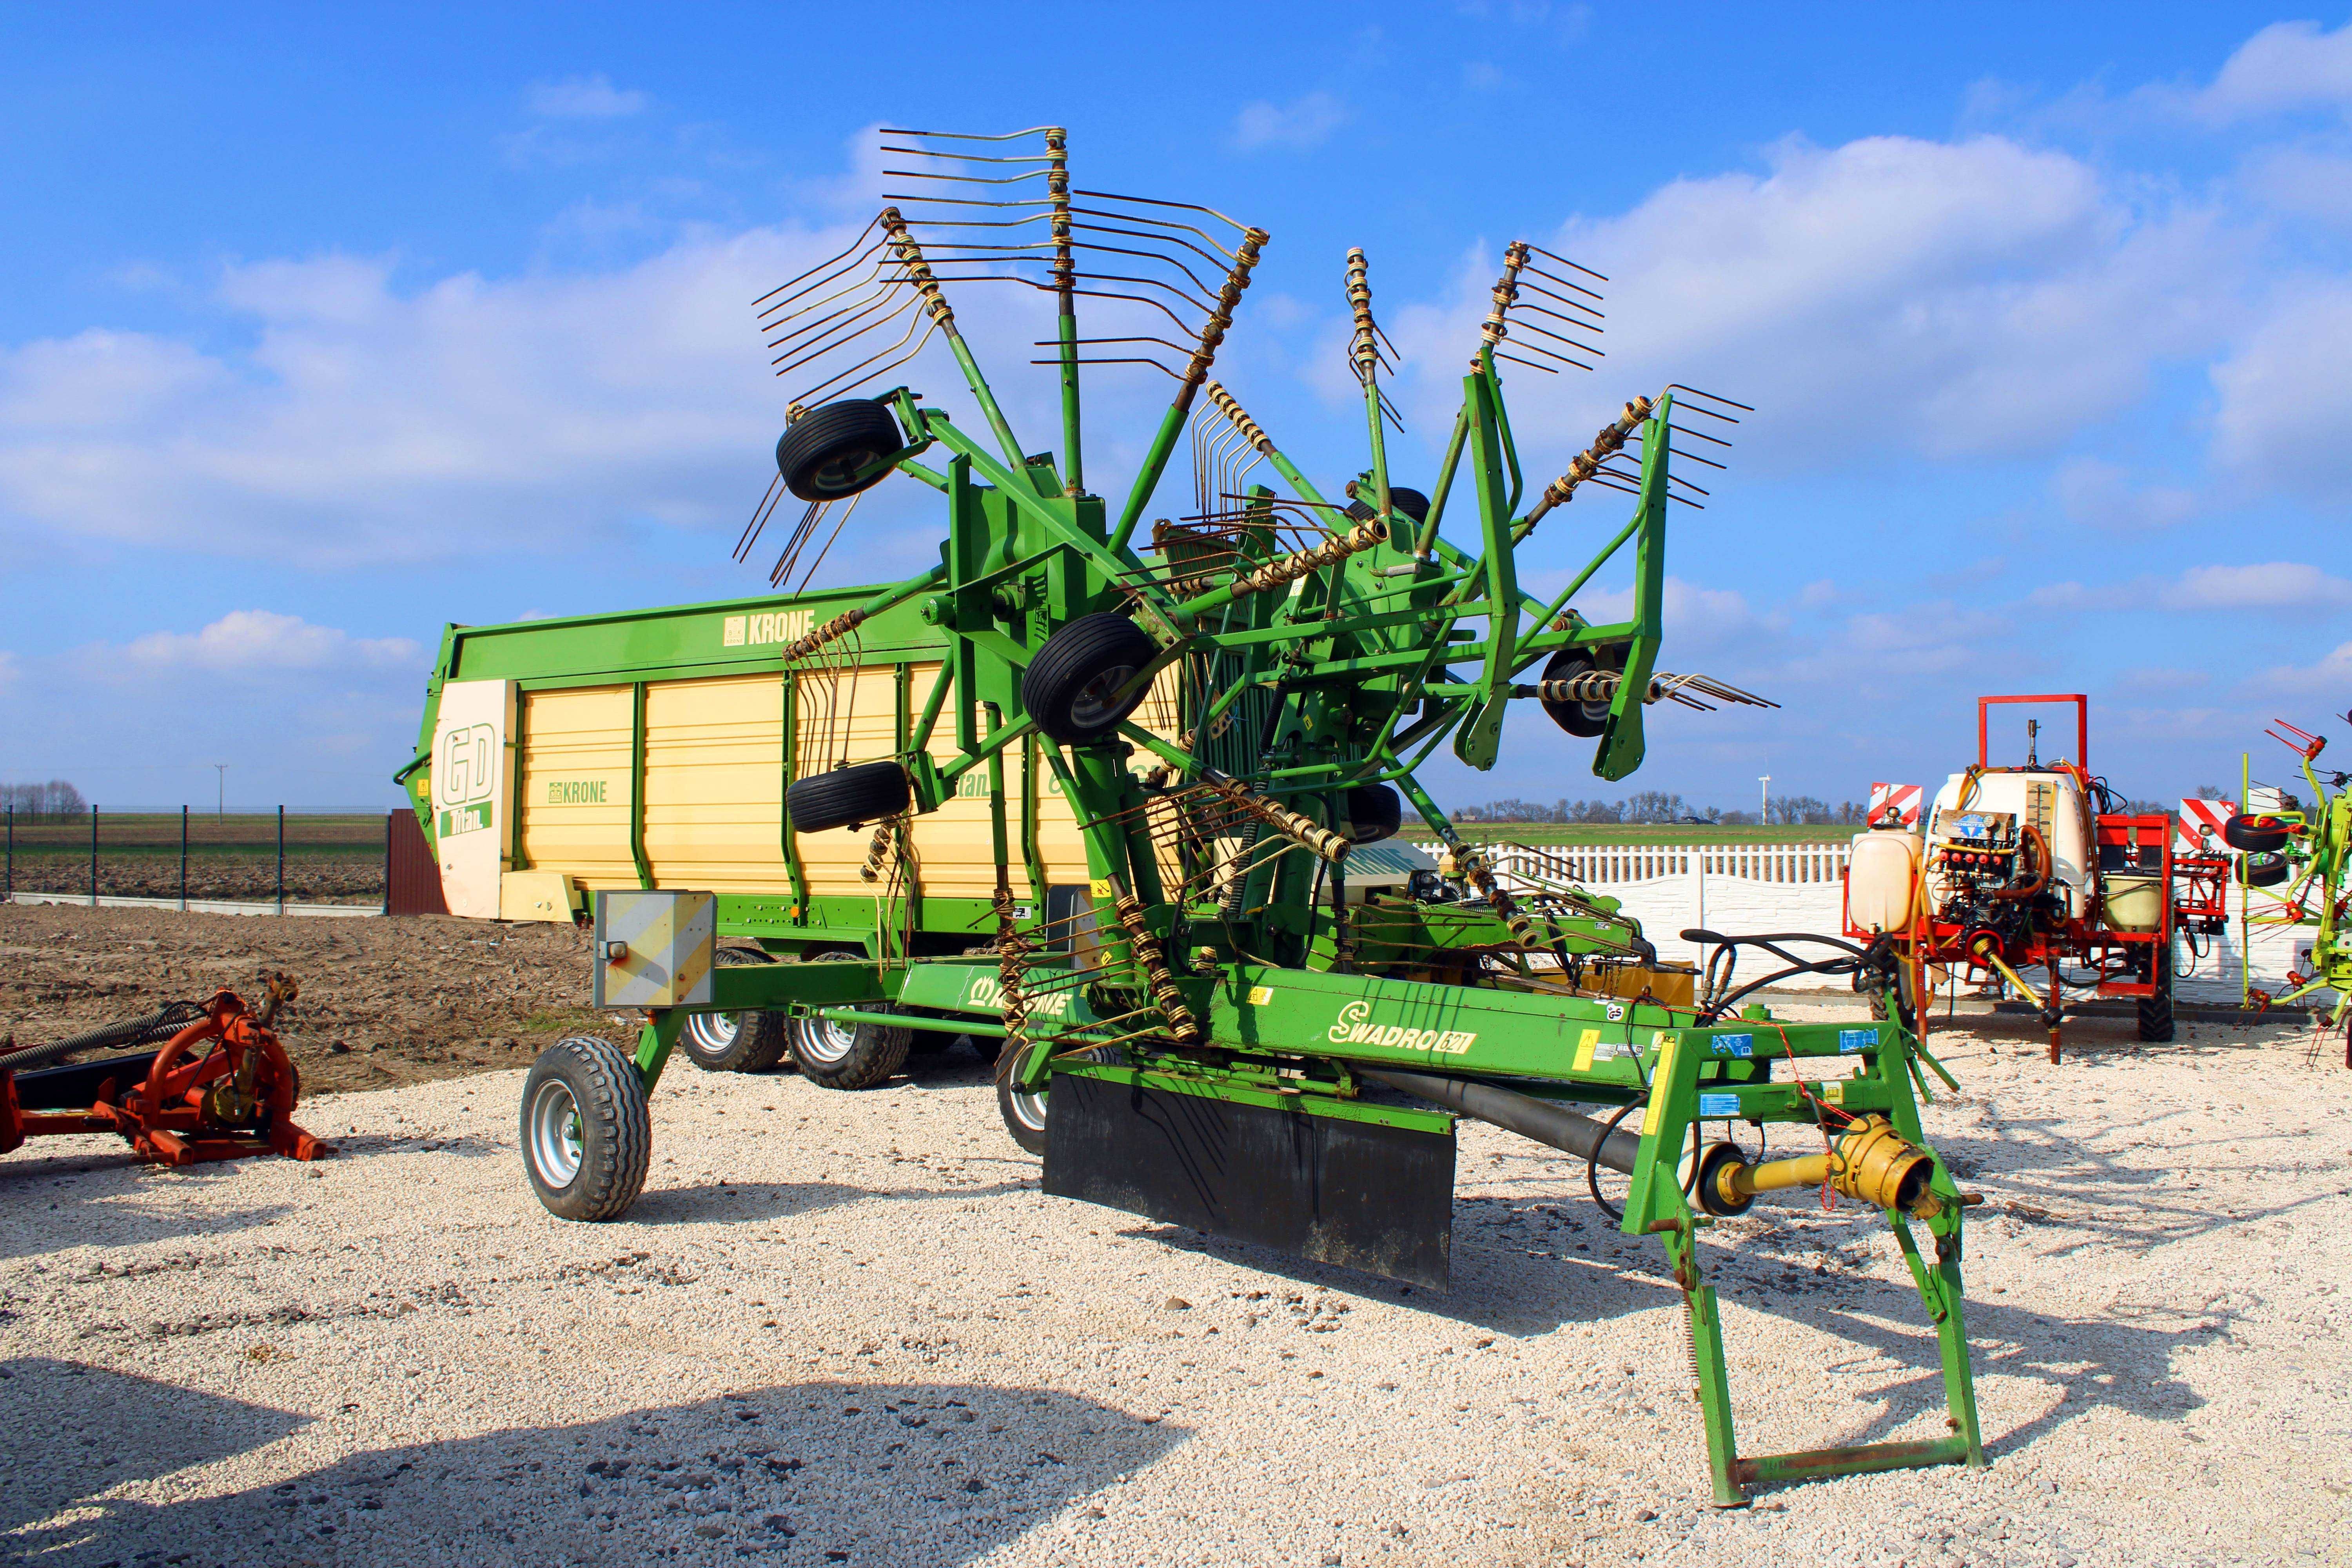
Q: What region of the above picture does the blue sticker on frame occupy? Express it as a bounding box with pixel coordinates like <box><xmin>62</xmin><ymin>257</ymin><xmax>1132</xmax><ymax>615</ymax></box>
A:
<box><xmin>1838</xmin><ymin>1027</ymin><xmax>1879</xmax><ymax>1054</ymax></box>
<box><xmin>1697</xmin><ymin>1091</ymin><xmax>1742</xmax><ymax>1118</ymax></box>
<box><xmin>1710</xmin><ymin>1033</ymin><xmax>1755</xmax><ymax>1058</ymax></box>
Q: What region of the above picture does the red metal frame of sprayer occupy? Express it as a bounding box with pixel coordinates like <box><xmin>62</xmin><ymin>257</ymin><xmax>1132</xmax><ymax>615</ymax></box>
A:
<box><xmin>1847</xmin><ymin>695</ymin><xmax>2230</xmax><ymax>1020</ymax></box>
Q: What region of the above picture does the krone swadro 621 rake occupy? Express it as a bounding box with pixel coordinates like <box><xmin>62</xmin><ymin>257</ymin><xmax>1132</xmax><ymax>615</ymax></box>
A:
<box><xmin>517</xmin><ymin>127</ymin><xmax>1986</xmax><ymax>1506</ymax></box>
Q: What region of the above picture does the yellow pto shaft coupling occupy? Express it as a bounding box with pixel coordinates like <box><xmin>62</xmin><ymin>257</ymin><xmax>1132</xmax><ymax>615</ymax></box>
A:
<box><xmin>1693</xmin><ymin>1115</ymin><xmax>1940</xmax><ymax>1219</ymax></box>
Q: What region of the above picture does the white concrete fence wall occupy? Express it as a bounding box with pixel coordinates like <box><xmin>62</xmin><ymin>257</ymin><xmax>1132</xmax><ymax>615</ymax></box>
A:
<box><xmin>1471</xmin><ymin>839</ymin><xmax>2308</xmax><ymax>1006</ymax></box>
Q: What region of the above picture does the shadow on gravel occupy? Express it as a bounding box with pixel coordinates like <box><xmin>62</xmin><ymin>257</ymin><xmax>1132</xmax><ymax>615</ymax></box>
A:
<box><xmin>11</xmin><ymin>1369</ymin><xmax>1185</xmax><ymax>1567</ymax></box>
<box><xmin>0</xmin><ymin>1158</ymin><xmax>299</xmax><ymax>1263</ymax></box>
<box><xmin>628</xmin><ymin>1178</ymin><xmax>1038</xmax><ymax>1227</ymax></box>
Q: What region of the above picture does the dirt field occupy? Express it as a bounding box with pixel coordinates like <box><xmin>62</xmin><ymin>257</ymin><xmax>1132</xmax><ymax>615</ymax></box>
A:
<box><xmin>6</xmin><ymin>856</ymin><xmax>387</xmax><ymax>905</ymax></box>
<box><xmin>2</xmin><ymin>907</ymin><xmax>2348</xmax><ymax>1566</ymax></box>
<box><xmin>0</xmin><ymin>903</ymin><xmax>610</xmax><ymax>1090</ymax></box>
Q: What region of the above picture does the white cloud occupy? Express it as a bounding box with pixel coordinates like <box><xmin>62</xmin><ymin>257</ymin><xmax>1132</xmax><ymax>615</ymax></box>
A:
<box><xmin>2052</xmin><ymin>456</ymin><xmax>2194</xmax><ymax>532</ymax></box>
<box><xmin>1381</xmin><ymin>133</ymin><xmax>2238</xmax><ymax>468</ymax></box>
<box><xmin>2249</xmin><ymin>639</ymin><xmax>2352</xmax><ymax>698</ymax></box>
<box><xmin>2242</xmin><ymin>143</ymin><xmax>2352</xmax><ymax>225</ymax></box>
<box><xmin>1233</xmin><ymin>92</ymin><xmax>1348</xmax><ymax>151</ymax></box>
<box><xmin>2161</xmin><ymin>562</ymin><xmax>2352</xmax><ymax>611</ymax></box>
<box><xmin>2210</xmin><ymin>280</ymin><xmax>2352</xmax><ymax>503</ymax></box>
<box><xmin>116</xmin><ymin>610</ymin><xmax>421</xmax><ymax>674</ymax></box>
<box><xmin>0</xmin><ymin>650</ymin><xmax>17</xmax><ymax>688</ymax></box>
<box><xmin>528</xmin><ymin>75</ymin><xmax>650</xmax><ymax>119</ymax></box>
<box><xmin>2191</xmin><ymin>20</ymin><xmax>2352</xmax><ymax>123</ymax></box>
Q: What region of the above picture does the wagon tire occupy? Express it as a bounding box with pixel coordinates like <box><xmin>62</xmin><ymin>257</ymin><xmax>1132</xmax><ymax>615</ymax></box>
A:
<box><xmin>2136</xmin><ymin>944</ymin><xmax>2175</xmax><ymax>1044</ymax></box>
<box><xmin>787</xmin><ymin>950</ymin><xmax>913</xmax><ymax>1090</ymax></box>
<box><xmin>520</xmin><ymin>1035</ymin><xmax>651</xmax><ymax>1222</ymax></box>
<box><xmin>1021</xmin><ymin>613</ymin><xmax>1159</xmax><ymax>744</ymax></box>
<box><xmin>678</xmin><ymin>948</ymin><xmax>792</xmax><ymax>1073</ymax></box>
<box><xmin>2222</xmin><ymin>814</ymin><xmax>2289</xmax><ymax>853</ymax></box>
<box><xmin>1343</xmin><ymin>783</ymin><xmax>1403</xmax><ymax>844</ymax></box>
<box><xmin>787</xmin><ymin>762</ymin><xmax>911</xmax><ymax>835</ymax></box>
<box><xmin>775</xmin><ymin>399</ymin><xmax>904</xmax><ymax>502</ymax></box>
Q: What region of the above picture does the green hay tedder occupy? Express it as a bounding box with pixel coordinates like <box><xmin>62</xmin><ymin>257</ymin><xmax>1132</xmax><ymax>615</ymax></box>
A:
<box><xmin>476</xmin><ymin>127</ymin><xmax>1987</xmax><ymax>1506</ymax></box>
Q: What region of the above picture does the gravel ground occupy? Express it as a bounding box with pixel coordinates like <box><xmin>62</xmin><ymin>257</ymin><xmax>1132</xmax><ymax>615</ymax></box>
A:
<box><xmin>3</xmin><ymin>1004</ymin><xmax>2348</xmax><ymax>1567</ymax></box>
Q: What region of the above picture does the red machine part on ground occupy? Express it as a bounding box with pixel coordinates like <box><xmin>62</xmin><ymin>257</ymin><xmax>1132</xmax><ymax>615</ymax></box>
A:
<box><xmin>0</xmin><ymin>978</ymin><xmax>330</xmax><ymax>1165</ymax></box>
<box><xmin>1847</xmin><ymin>695</ymin><xmax>2228</xmax><ymax>1062</ymax></box>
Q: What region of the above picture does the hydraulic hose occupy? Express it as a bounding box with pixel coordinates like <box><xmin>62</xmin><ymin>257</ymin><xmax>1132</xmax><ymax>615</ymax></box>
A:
<box><xmin>0</xmin><ymin>1001</ymin><xmax>205</xmax><ymax>1076</ymax></box>
<box><xmin>1359</xmin><ymin>1067</ymin><xmax>1642</xmax><ymax>1174</ymax></box>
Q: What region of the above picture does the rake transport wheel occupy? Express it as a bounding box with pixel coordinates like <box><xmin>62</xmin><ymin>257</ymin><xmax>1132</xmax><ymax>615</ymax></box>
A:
<box><xmin>775</xmin><ymin>398</ymin><xmax>904</xmax><ymax>502</ymax></box>
<box><xmin>787</xmin><ymin>762</ymin><xmax>911</xmax><ymax>835</ymax></box>
<box><xmin>2245</xmin><ymin>852</ymin><xmax>2291</xmax><ymax>887</ymax></box>
<box><xmin>1021</xmin><ymin>613</ymin><xmax>1159</xmax><ymax>744</ymax></box>
<box><xmin>1535</xmin><ymin>648</ymin><xmax>1612</xmax><ymax>739</ymax></box>
<box><xmin>1344</xmin><ymin>782</ymin><xmax>1403</xmax><ymax>844</ymax></box>
<box><xmin>2136</xmin><ymin>943</ymin><xmax>2176</xmax><ymax>1044</ymax></box>
<box><xmin>2223</xmin><ymin>813</ymin><xmax>2291</xmax><ymax>853</ymax></box>
<box><xmin>679</xmin><ymin>948</ymin><xmax>792</xmax><ymax>1073</ymax></box>
<box><xmin>787</xmin><ymin>950</ymin><xmax>913</xmax><ymax>1089</ymax></box>
<box><xmin>996</xmin><ymin>1053</ymin><xmax>1050</xmax><ymax>1156</ymax></box>
<box><xmin>521</xmin><ymin>1035</ymin><xmax>652</xmax><ymax>1222</ymax></box>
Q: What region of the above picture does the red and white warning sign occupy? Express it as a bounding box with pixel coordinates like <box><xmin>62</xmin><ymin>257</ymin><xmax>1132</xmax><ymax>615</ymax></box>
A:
<box><xmin>2176</xmin><ymin>797</ymin><xmax>2236</xmax><ymax>856</ymax></box>
<box><xmin>1868</xmin><ymin>782</ymin><xmax>1923</xmax><ymax>827</ymax></box>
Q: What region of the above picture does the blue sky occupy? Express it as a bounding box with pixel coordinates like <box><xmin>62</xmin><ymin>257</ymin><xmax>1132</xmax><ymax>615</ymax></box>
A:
<box><xmin>4</xmin><ymin>4</ymin><xmax>2350</xmax><ymax>814</ymax></box>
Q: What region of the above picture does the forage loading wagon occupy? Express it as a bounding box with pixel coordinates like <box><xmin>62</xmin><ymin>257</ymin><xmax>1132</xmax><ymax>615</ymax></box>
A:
<box><xmin>407</xmin><ymin>126</ymin><xmax>1993</xmax><ymax>1506</ymax></box>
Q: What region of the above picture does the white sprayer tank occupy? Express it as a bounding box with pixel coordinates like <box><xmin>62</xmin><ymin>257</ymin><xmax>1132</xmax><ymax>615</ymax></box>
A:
<box><xmin>1926</xmin><ymin>769</ymin><xmax>2095</xmax><ymax>918</ymax></box>
<box><xmin>1847</xmin><ymin>826</ymin><xmax>1923</xmax><ymax>932</ymax></box>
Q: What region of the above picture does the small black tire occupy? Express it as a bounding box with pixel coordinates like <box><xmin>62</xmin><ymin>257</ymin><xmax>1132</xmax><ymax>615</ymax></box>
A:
<box><xmin>1345</xmin><ymin>486</ymin><xmax>1430</xmax><ymax>525</ymax></box>
<box><xmin>678</xmin><ymin>948</ymin><xmax>792</xmax><ymax>1073</ymax></box>
<box><xmin>2244</xmin><ymin>852</ymin><xmax>2290</xmax><ymax>887</ymax></box>
<box><xmin>995</xmin><ymin>1045</ymin><xmax>1050</xmax><ymax>1156</ymax></box>
<box><xmin>1536</xmin><ymin>648</ymin><xmax>1612</xmax><ymax>739</ymax></box>
<box><xmin>1020</xmin><ymin>613</ymin><xmax>1158</xmax><ymax>744</ymax></box>
<box><xmin>1343</xmin><ymin>783</ymin><xmax>1403</xmax><ymax>844</ymax></box>
<box><xmin>520</xmin><ymin>1036</ymin><xmax>651</xmax><ymax>1222</ymax></box>
<box><xmin>2223</xmin><ymin>814</ymin><xmax>2289</xmax><ymax>853</ymax></box>
<box><xmin>2136</xmin><ymin>944</ymin><xmax>2175</xmax><ymax>1044</ymax></box>
<box><xmin>787</xmin><ymin>950</ymin><xmax>913</xmax><ymax>1089</ymax></box>
<box><xmin>775</xmin><ymin>399</ymin><xmax>904</xmax><ymax>502</ymax></box>
<box><xmin>787</xmin><ymin>761</ymin><xmax>911</xmax><ymax>835</ymax></box>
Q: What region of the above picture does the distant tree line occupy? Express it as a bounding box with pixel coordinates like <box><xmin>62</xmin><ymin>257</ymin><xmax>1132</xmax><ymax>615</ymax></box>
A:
<box><xmin>1453</xmin><ymin>791</ymin><xmax>1866</xmax><ymax>826</ymax></box>
<box><xmin>2</xmin><ymin>780</ymin><xmax>87</xmax><ymax>819</ymax></box>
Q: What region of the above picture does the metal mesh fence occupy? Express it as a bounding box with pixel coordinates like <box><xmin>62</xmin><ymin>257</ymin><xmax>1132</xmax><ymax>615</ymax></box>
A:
<box><xmin>1</xmin><ymin>808</ymin><xmax>388</xmax><ymax>909</ymax></box>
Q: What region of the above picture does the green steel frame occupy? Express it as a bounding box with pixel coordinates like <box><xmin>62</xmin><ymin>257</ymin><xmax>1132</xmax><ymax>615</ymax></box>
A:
<box><xmin>416</xmin><ymin>131</ymin><xmax>1986</xmax><ymax>1504</ymax></box>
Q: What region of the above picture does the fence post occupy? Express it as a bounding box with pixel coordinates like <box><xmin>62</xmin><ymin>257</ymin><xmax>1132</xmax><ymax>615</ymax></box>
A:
<box><xmin>5</xmin><ymin>805</ymin><xmax>11</xmax><ymax>903</ymax></box>
<box><xmin>381</xmin><ymin>809</ymin><xmax>392</xmax><ymax>916</ymax></box>
<box><xmin>90</xmin><ymin>803</ymin><xmax>99</xmax><ymax>907</ymax></box>
<box><xmin>276</xmin><ymin>805</ymin><xmax>285</xmax><ymax>916</ymax></box>
<box><xmin>180</xmin><ymin>804</ymin><xmax>189</xmax><ymax>912</ymax></box>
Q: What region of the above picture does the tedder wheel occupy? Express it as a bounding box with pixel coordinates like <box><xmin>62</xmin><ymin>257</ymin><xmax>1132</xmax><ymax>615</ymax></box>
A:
<box><xmin>2136</xmin><ymin>942</ymin><xmax>2175</xmax><ymax>1044</ymax></box>
<box><xmin>1535</xmin><ymin>647</ymin><xmax>1612</xmax><ymax>739</ymax></box>
<box><xmin>787</xmin><ymin>950</ymin><xmax>913</xmax><ymax>1089</ymax></box>
<box><xmin>775</xmin><ymin>398</ymin><xmax>904</xmax><ymax>502</ymax></box>
<box><xmin>520</xmin><ymin>1035</ymin><xmax>652</xmax><ymax>1222</ymax></box>
<box><xmin>996</xmin><ymin>1057</ymin><xmax>1049</xmax><ymax>1156</ymax></box>
<box><xmin>2244</xmin><ymin>852</ymin><xmax>2290</xmax><ymax>887</ymax></box>
<box><xmin>1343</xmin><ymin>782</ymin><xmax>1403</xmax><ymax>844</ymax></box>
<box><xmin>1345</xmin><ymin>486</ymin><xmax>1430</xmax><ymax>525</ymax></box>
<box><xmin>2223</xmin><ymin>814</ymin><xmax>2290</xmax><ymax>853</ymax></box>
<box><xmin>787</xmin><ymin>761</ymin><xmax>911</xmax><ymax>835</ymax></box>
<box><xmin>678</xmin><ymin>948</ymin><xmax>792</xmax><ymax>1073</ymax></box>
<box><xmin>1021</xmin><ymin>613</ymin><xmax>1159</xmax><ymax>744</ymax></box>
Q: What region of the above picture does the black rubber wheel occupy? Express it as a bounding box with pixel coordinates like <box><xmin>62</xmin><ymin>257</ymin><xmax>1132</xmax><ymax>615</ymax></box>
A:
<box><xmin>1345</xmin><ymin>486</ymin><xmax>1430</xmax><ymax>524</ymax></box>
<box><xmin>2136</xmin><ymin>942</ymin><xmax>2175</xmax><ymax>1044</ymax></box>
<box><xmin>996</xmin><ymin>1053</ymin><xmax>1049</xmax><ymax>1156</ymax></box>
<box><xmin>1536</xmin><ymin>648</ymin><xmax>1611</xmax><ymax>739</ymax></box>
<box><xmin>786</xmin><ymin>950</ymin><xmax>913</xmax><ymax>1089</ymax></box>
<box><xmin>775</xmin><ymin>399</ymin><xmax>904</xmax><ymax>502</ymax></box>
<box><xmin>787</xmin><ymin>761</ymin><xmax>911</xmax><ymax>835</ymax></box>
<box><xmin>678</xmin><ymin>948</ymin><xmax>792</xmax><ymax>1073</ymax></box>
<box><xmin>2223</xmin><ymin>814</ymin><xmax>2289</xmax><ymax>853</ymax></box>
<box><xmin>1020</xmin><ymin>613</ymin><xmax>1158</xmax><ymax>744</ymax></box>
<box><xmin>1690</xmin><ymin>1142</ymin><xmax>1754</xmax><ymax>1218</ymax></box>
<box><xmin>520</xmin><ymin>1035</ymin><xmax>652</xmax><ymax>1222</ymax></box>
<box><xmin>2244</xmin><ymin>851</ymin><xmax>2290</xmax><ymax>887</ymax></box>
<box><xmin>1343</xmin><ymin>783</ymin><xmax>1403</xmax><ymax>844</ymax></box>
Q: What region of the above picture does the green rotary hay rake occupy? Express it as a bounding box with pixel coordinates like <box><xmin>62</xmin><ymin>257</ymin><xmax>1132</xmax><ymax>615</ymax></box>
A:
<box><xmin>520</xmin><ymin>126</ymin><xmax>1988</xmax><ymax>1506</ymax></box>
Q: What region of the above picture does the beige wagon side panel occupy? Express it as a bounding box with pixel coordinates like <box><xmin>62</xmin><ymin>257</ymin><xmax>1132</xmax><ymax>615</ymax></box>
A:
<box><xmin>516</xmin><ymin>686</ymin><xmax>637</xmax><ymax>892</ymax></box>
<box><xmin>643</xmin><ymin>673</ymin><xmax>788</xmax><ymax>895</ymax></box>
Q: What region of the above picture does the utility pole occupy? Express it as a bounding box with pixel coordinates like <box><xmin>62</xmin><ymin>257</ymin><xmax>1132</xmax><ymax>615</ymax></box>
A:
<box><xmin>1759</xmin><ymin>775</ymin><xmax>1771</xmax><ymax>824</ymax></box>
<box><xmin>214</xmin><ymin>764</ymin><xmax>227</xmax><ymax>817</ymax></box>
